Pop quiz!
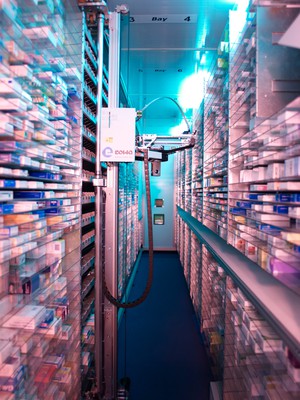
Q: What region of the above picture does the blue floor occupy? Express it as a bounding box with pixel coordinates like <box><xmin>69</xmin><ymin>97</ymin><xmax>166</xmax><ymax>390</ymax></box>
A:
<box><xmin>118</xmin><ymin>251</ymin><xmax>212</xmax><ymax>400</ymax></box>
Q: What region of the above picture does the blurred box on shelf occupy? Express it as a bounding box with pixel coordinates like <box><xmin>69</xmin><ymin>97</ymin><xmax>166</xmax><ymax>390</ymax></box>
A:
<box><xmin>0</xmin><ymin>79</ymin><xmax>22</xmax><ymax>97</ymax></box>
<box><xmin>248</xmin><ymin>332</ymin><xmax>263</xmax><ymax>354</ymax></box>
<box><xmin>53</xmin><ymin>277</ymin><xmax>67</xmax><ymax>292</ymax></box>
<box><xmin>0</xmin><ymin>249</ymin><xmax>11</xmax><ymax>264</ymax></box>
<box><xmin>267</xmin><ymin>163</ymin><xmax>284</xmax><ymax>180</ymax></box>
<box><xmin>267</xmin><ymin>182</ymin><xmax>280</xmax><ymax>191</ymax></box>
<box><xmin>226</xmin><ymin>287</ymin><xmax>238</xmax><ymax>304</ymax></box>
<box><xmin>0</xmin><ymin>341</ymin><xmax>13</xmax><ymax>364</ymax></box>
<box><xmin>244</xmin><ymin>375</ymin><xmax>264</xmax><ymax>398</ymax></box>
<box><xmin>279</xmin><ymin>181</ymin><xmax>300</xmax><ymax>191</ymax></box>
<box><xmin>0</xmin><ymin>98</ymin><xmax>27</xmax><ymax>112</ymax></box>
<box><xmin>23</xmin><ymin>26</ymin><xmax>57</xmax><ymax>48</ymax></box>
<box><xmin>46</xmin><ymin>240</ymin><xmax>65</xmax><ymax>257</ymax></box>
<box><xmin>0</xmin><ymin>192</ymin><xmax>13</xmax><ymax>201</ymax></box>
<box><xmin>267</xmin><ymin>256</ymin><xmax>297</xmax><ymax>276</ymax></box>
<box><xmin>257</xmin><ymin>249</ymin><xmax>268</xmax><ymax>270</ymax></box>
<box><xmin>50</xmin><ymin>297</ymin><xmax>69</xmax><ymax>321</ymax></box>
<box><xmin>0</xmin><ymin>0</ymin><xmax>18</xmax><ymax>19</ymax></box>
<box><xmin>34</xmin><ymin>363</ymin><xmax>57</xmax><ymax>384</ymax></box>
<box><xmin>44</xmin><ymin>354</ymin><xmax>64</xmax><ymax>370</ymax></box>
<box><xmin>273</xmin><ymin>205</ymin><xmax>288</xmax><ymax>214</ymax></box>
<box><xmin>267</xmin><ymin>235</ymin><xmax>286</xmax><ymax>249</ymax></box>
<box><xmin>231</xmin><ymin>310</ymin><xmax>242</xmax><ymax>326</ymax></box>
<box><xmin>0</xmin><ymin>261</ymin><xmax>9</xmax><ymax>277</ymax></box>
<box><xmin>243</xmin><ymin>310</ymin><xmax>269</xmax><ymax>332</ymax></box>
<box><xmin>270</xmin><ymin>247</ymin><xmax>298</xmax><ymax>263</ymax></box>
<box><xmin>10</xmin><ymin>64</ymin><xmax>33</xmax><ymax>80</ymax></box>
<box><xmin>255</xmin><ymin>326</ymin><xmax>283</xmax><ymax>353</ymax></box>
<box><xmin>290</xmin><ymin>193</ymin><xmax>300</xmax><ymax>203</ymax></box>
<box><xmin>254</xmin><ymin>212</ymin><xmax>290</xmax><ymax>227</ymax></box>
<box><xmin>3</xmin><ymin>305</ymin><xmax>46</xmax><ymax>330</ymax></box>
<box><xmin>289</xmin><ymin>207</ymin><xmax>300</xmax><ymax>218</ymax></box>
<box><xmin>287</xmin><ymin>349</ymin><xmax>300</xmax><ymax>383</ymax></box>
<box><xmin>0</xmin><ymin>353</ymin><xmax>21</xmax><ymax>377</ymax></box>
<box><xmin>253</xmin><ymin>167</ymin><xmax>267</xmax><ymax>181</ymax></box>
<box><xmin>39</xmin><ymin>309</ymin><xmax>55</xmax><ymax>329</ymax></box>
<box><xmin>37</xmin><ymin>317</ymin><xmax>62</xmax><ymax>337</ymax></box>
<box><xmin>250</xmin><ymin>184</ymin><xmax>268</xmax><ymax>191</ymax></box>
<box><xmin>81</xmin><ymin>351</ymin><xmax>91</xmax><ymax>367</ymax></box>
<box><xmin>9</xmin><ymin>270</ymin><xmax>40</xmax><ymax>295</ymax></box>
<box><xmin>31</xmin><ymin>336</ymin><xmax>49</xmax><ymax>358</ymax></box>
<box><xmin>53</xmin><ymin>366</ymin><xmax>71</xmax><ymax>385</ymax></box>
<box><xmin>61</xmin><ymin>324</ymin><xmax>72</xmax><ymax>341</ymax></box>
<box><xmin>27</xmin><ymin>244</ymin><xmax>46</xmax><ymax>259</ymax></box>
<box><xmin>280</xmin><ymin>232</ymin><xmax>300</xmax><ymax>245</ymax></box>
<box><xmin>0</xmin><ymin>365</ymin><xmax>24</xmax><ymax>393</ymax></box>
<box><xmin>15</xmin><ymin>332</ymin><xmax>33</xmax><ymax>355</ymax></box>
<box><xmin>237</xmin><ymin>288</ymin><xmax>255</xmax><ymax>310</ymax></box>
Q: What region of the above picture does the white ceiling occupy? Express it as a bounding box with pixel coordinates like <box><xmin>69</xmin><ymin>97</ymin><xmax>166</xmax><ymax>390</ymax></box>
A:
<box><xmin>107</xmin><ymin>0</ymin><xmax>234</xmax><ymax>134</ymax></box>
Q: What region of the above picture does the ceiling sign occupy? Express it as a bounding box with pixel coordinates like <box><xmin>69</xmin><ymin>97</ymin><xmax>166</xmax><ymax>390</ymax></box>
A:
<box><xmin>129</xmin><ymin>14</ymin><xmax>198</xmax><ymax>24</ymax></box>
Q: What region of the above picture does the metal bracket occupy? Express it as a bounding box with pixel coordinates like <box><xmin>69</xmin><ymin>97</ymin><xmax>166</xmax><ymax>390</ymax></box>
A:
<box><xmin>115</xmin><ymin>4</ymin><xmax>129</xmax><ymax>14</ymax></box>
<box><xmin>93</xmin><ymin>178</ymin><xmax>107</xmax><ymax>187</ymax></box>
<box><xmin>78</xmin><ymin>1</ymin><xmax>109</xmax><ymax>17</ymax></box>
<box><xmin>135</xmin><ymin>131</ymin><xmax>196</xmax><ymax>162</ymax></box>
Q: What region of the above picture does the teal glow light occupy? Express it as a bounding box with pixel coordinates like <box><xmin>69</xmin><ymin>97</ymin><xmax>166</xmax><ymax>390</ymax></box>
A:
<box><xmin>230</xmin><ymin>0</ymin><xmax>250</xmax><ymax>46</ymax></box>
<box><xmin>170</xmin><ymin>120</ymin><xmax>189</xmax><ymax>137</ymax></box>
<box><xmin>178</xmin><ymin>71</ymin><xmax>206</xmax><ymax>111</ymax></box>
<box><xmin>200</xmin><ymin>53</ymin><xmax>207</xmax><ymax>65</ymax></box>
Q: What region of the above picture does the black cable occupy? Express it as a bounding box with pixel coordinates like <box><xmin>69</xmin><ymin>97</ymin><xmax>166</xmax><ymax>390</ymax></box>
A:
<box><xmin>103</xmin><ymin>149</ymin><xmax>154</xmax><ymax>308</ymax></box>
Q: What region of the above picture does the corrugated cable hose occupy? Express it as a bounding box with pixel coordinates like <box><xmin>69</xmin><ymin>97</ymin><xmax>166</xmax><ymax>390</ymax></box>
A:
<box><xmin>103</xmin><ymin>149</ymin><xmax>153</xmax><ymax>308</ymax></box>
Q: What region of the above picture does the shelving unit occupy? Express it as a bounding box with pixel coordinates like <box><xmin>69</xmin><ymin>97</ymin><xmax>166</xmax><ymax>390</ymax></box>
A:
<box><xmin>118</xmin><ymin>162</ymin><xmax>142</xmax><ymax>300</ymax></box>
<box><xmin>203</xmin><ymin>26</ymin><xmax>229</xmax><ymax>240</ymax></box>
<box><xmin>228</xmin><ymin>1</ymin><xmax>300</xmax><ymax>295</ymax></box>
<box><xmin>0</xmin><ymin>0</ymin><xmax>82</xmax><ymax>398</ymax></box>
<box><xmin>191</xmin><ymin>105</ymin><xmax>204</xmax><ymax>221</ymax></box>
<box><xmin>178</xmin><ymin>212</ymin><xmax>300</xmax><ymax>399</ymax></box>
<box><xmin>80</xmin><ymin>15</ymin><xmax>98</xmax><ymax>391</ymax></box>
<box><xmin>176</xmin><ymin>0</ymin><xmax>300</xmax><ymax>397</ymax></box>
<box><xmin>190</xmin><ymin>233</ymin><xmax>202</xmax><ymax>324</ymax></box>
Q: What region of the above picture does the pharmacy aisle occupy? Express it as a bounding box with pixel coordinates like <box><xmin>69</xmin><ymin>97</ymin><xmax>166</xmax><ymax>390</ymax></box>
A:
<box><xmin>118</xmin><ymin>251</ymin><xmax>212</xmax><ymax>400</ymax></box>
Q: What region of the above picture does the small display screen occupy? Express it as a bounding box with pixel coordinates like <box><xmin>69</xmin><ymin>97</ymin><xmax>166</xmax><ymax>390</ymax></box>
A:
<box><xmin>154</xmin><ymin>214</ymin><xmax>165</xmax><ymax>225</ymax></box>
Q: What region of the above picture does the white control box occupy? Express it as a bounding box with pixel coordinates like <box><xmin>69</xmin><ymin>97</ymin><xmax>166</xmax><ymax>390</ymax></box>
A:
<box><xmin>100</xmin><ymin>108</ymin><xmax>136</xmax><ymax>162</ymax></box>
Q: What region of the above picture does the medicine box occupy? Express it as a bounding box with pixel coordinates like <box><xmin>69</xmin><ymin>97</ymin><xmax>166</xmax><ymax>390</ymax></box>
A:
<box><xmin>273</xmin><ymin>205</ymin><xmax>289</xmax><ymax>214</ymax></box>
<box><xmin>0</xmin><ymin>354</ymin><xmax>21</xmax><ymax>377</ymax></box>
<box><xmin>3</xmin><ymin>305</ymin><xmax>46</xmax><ymax>330</ymax></box>
<box><xmin>46</xmin><ymin>240</ymin><xmax>65</xmax><ymax>256</ymax></box>
<box><xmin>0</xmin><ymin>365</ymin><xmax>24</xmax><ymax>392</ymax></box>
<box><xmin>44</xmin><ymin>354</ymin><xmax>64</xmax><ymax>369</ymax></box>
<box><xmin>255</xmin><ymin>326</ymin><xmax>283</xmax><ymax>352</ymax></box>
<box><xmin>34</xmin><ymin>363</ymin><xmax>57</xmax><ymax>384</ymax></box>
<box><xmin>267</xmin><ymin>163</ymin><xmax>284</xmax><ymax>179</ymax></box>
<box><xmin>37</xmin><ymin>317</ymin><xmax>62</xmax><ymax>337</ymax></box>
<box><xmin>288</xmin><ymin>207</ymin><xmax>300</xmax><ymax>218</ymax></box>
<box><xmin>279</xmin><ymin>182</ymin><xmax>300</xmax><ymax>190</ymax></box>
<box><xmin>0</xmin><ymin>192</ymin><xmax>13</xmax><ymax>201</ymax></box>
<box><xmin>26</xmin><ymin>245</ymin><xmax>46</xmax><ymax>259</ymax></box>
<box><xmin>0</xmin><ymin>78</ymin><xmax>22</xmax><ymax>97</ymax></box>
<box><xmin>0</xmin><ymin>226</ymin><xmax>18</xmax><ymax>238</ymax></box>
<box><xmin>61</xmin><ymin>324</ymin><xmax>72</xmax><ymax>341</ymax></box>
<box><xmin>0</xmin><ymin>341</ymin><xmax>13</xmax><ymax>364</ymax></box>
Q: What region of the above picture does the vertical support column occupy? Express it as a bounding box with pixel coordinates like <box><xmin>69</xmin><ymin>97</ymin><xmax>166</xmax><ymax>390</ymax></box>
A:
<box><xmin>95</xmin><ymin>11</ymin><xmax>105</xmax><ymax>398</ymax></box>
<box><xmin>103</xmin><ymin>10</ymin><xmax>121</xmax><ymax>400</ymax></box>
